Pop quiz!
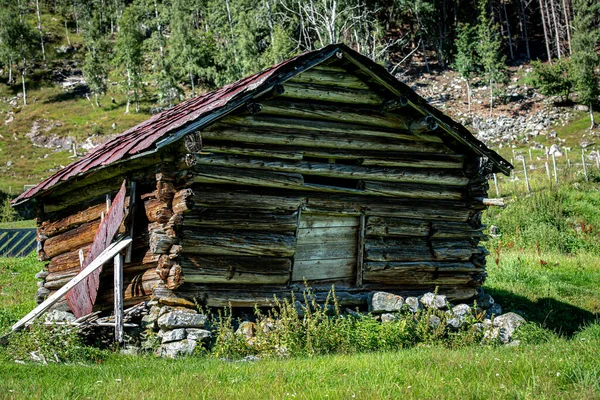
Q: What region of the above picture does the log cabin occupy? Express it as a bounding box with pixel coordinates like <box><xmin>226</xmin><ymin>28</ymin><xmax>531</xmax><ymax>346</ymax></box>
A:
<box><xmin>13</xmin><ymin>44</ymin><xmax>512</xmax><ymax>314</ymax></box>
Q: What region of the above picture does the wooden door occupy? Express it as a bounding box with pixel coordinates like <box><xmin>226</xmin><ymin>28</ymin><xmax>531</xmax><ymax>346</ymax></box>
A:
<box><xmin>292</xmin><ymin>214</ymin><xmax>359</xmax><ymax>284</ymax></box>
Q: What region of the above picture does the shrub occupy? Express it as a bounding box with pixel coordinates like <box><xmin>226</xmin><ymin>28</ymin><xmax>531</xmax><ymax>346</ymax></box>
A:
<box><xmin>526</xmin><ymin>59</ymin><xmax>573</xmax><ymax>102</ymax></box>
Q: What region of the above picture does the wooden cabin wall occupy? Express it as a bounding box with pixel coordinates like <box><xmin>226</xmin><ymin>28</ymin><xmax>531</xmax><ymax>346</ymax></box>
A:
<box><xmin>169</xmin><ymin>63</ymin><xmax>492</xmax><ymax>307</ymax></box>
<box><xmin>34</xmin><ymin>160</ymin><xmax>183</xmax><ymax>311</ymax></box>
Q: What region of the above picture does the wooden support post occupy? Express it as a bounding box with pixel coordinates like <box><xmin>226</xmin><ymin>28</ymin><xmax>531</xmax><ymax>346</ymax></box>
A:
<box><xmin>582</xmin><ymin>149</ymin><xmax>588</xmax><ymax>181</ymax></box>
<box><xmin>125</xmin><ymin>181</ymin><xmax>136</xmax><ymax>263</ymax></box>
<box><xmin>566</xmin><ymin>148</ymin><xmax>570</xmax><ymax>168</ymax></box>
<box><xmin>78</xmin><ymin>249</ymin><xmax>84</xmax><ymax>267</ymax></box>
<box><xmin>114</xmin><ymin>252</ymin><xmax>124</xmax><ymax>344</ymax></box>
<box><xmin>528</xmin><ymin>148</ymin><xmax>532</xmax><ymax>161</ymax></box>
<box><xmin>545</xmin><ymin>161</ymin><xmax>551</xmax><ymax>182</ymax></box>
<box><xmin>522</xmin><ymin>158</ymin><xmax>531</xmax><ymax>193</ymax></box>
<box><xmin>356</xmin><ymin>214</ymin><xmax>366</xmax><ymax>287</ymax></box>
<box><xmin>493</xmin><ymin>173</ymin><xmax>500</xmax><ymax>197</ymax></box>
<box><xmin>11</xmin><ymin>237</ymin><xmax>132</xmax><ymax>332</ymax></box>
<box><xmin>596</xmin><ymin>154</ymin><xmax>600</xmax><ymax>169</ymax></box>
<box><xmin>552</xmin><ymin>153</ymin><xmax>558</xmax><ymax>185</ymax></box>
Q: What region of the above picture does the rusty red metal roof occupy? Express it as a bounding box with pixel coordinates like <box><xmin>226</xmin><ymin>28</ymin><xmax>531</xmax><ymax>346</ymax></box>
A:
<box><xmin>13</xmin><ymin>44</ymin><xmax>512</xmax><ymax>207</ymax></box>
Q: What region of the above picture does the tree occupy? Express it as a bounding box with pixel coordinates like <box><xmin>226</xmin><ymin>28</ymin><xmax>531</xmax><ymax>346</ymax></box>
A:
<box><xmin>81</xmin><ymin>4</ymin><xmax>110</xmax><ymax>107</ymax></box>
<box><xmin>170</xmin><ymin>0</ymin><xmax>216</xmax><ymax>96</ymax></box>
<box><xmin>114</xmin><ymin>5</ymin><xmax>144</xmax><ymax>113</ymax></box>
<box><xmin>571</xmin><ymin>0</ymin><xmax>600</xmax><ymax>127</ymax></box>
<box><xmin>454</xmin><ymin>23</ymin><xmax>478</xmax><ymax>112</ymax></box>
<box><xmin>397</xmin><ymin>0</ymin><xmax>436</xmax><ymax>72</ymax></box>
<box><xmin>477</xmin><ymin>0</ymin><xmax>506</xmax><ymax>117</ymax></box>
<box><xmin>526</xmin><ymin>59</ymin><xmax>572</xmax><ymax>102</ymax></box>
<box><xmin>0</xmin><ymin>6</ymin><xmax>39</xmax><ymax>106</ymax></box>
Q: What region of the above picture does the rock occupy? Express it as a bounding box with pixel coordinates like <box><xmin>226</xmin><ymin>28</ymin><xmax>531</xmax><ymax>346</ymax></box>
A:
<box><xmin>35</xmin><ymin>270</ymin><xmax>49</xmax><ymax>280</ymax></box>
<box><xmin>404</xmin><ymin>297</ymin><xmax>422</xmax><ymax>313</ymax></box>
<box><xmin>45</xmin><ymin>310</ymin><xmax>75</xmax><ymax>323</ymax></box>
<box><xmin>241</xmin><ymin>355</ymin><xmax>261</xmax><ymax>362</ymax></box>
<box><xmin>186</xmin><ymin>328</ymin><xmax>212</xmax><ymax>341</ymax></box>
<box><xmin>575</xmin><ymin>104</ymin><xmax>589</xmax><ymax>111</ymax></box>
<box><xmin>493</xmin><ymin>312</ymin><xmax>526</xmax><ymax>343</ymax></box>
<box><xmin>380</xmin><ymin>313</ymin><xmax>397</xmax><ymax>323</ymax></box>
<box><xmin>120</xmin><ymin>346</ymin><xmax>140</xmax><ymax>356</ymax></box>
<box><xmin>489</xmin><ymin>225</ymin><xmax>499</xmax><ymax>235</ymax></box>
<box><xmin>157</xmin><ymin>311</ymin><xmax>207</xmax><ymax>330</ymax></box>
<box><xmin>236</xmin><ymin>321</ymin><xmax>256</xmax><ymax>340</ymax></box>
<box><xmin>547</xmin><ymin>144</ymin><xmax>563</xmax><ymax>157</ymax></box>
<box><xmin>446</xmin><ymin>304</ymin><xmax>472</xmax><ymax>330</ymax></box>
<box><xmin>369</xmin><ymin>292</ymin><xmax>404</xmax><ymax>314</ymax></box>
<box><xmin>35</xmin><ymin>287</ymin><xmax>50</xmax><ymax>303</ymax></box>
<box><xmin>428</xmin><ymin>315</ymin><xmax>442</xmax><ymax>329</ymax></box>
<box><xmin>420</xmin><ymin>293</ymin><xmax>447</xmax><ymax>310</ymax></box>
<box><xmin>158</xmin><ymin>339</ymin><xmax>197</xmax><ymax>358</ymax></box>
<box><xmin>486</xmin><ymin>303</ymin><xmax>503</xmax><ymax>318</ymax></box>
<box><xmin>141</xmin><ymin>305</ymin><xmax>162</xmax><ymax>330</ymax></box>
<box><xmin>161</xmin><ymin>328</ymin><xmax>187</xmax><ymax>344</ymax></box>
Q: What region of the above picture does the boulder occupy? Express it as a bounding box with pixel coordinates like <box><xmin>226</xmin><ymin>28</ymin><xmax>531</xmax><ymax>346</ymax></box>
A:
<box><xmin>446</xmin><ymin>304</ymin><xmax>472</xmax><ymax>330</ymax></box>
<box><xmin>161</xmin><ymin>328</ymin><xmax>187</xmax><ymax>344</ymax></box>
<box><xmin>369</xmin><ymin>292</ymin><xmax>404</xmax><ymax>314</ymax></box>
<box><xmin>493</xmin><ymin>312</ymin><xmax>526</xmax><ymax>343</ymax></box>
<box><xmin>158</xmin><ymin>311</ymin><xmax>207</xmax><ymax>330</ymax></box>
<box><xmin>428</xmin><ymin>315</ymin><xmax>442</xmax><ymax>329</ymax></box>
<box><xmin>380</xmin><ymin>313</ymin><xmax>397</xmax><ymax>323</ymax></box>
<box><xmin>404</xmin><ymin>297</ymin><xmax>422</xmax><ymax>313</ymax></box>
<box><xmin>420</xmin><ymin>293</ymin><xmax>447</xmax><ymax>310</ymax></box>
<box><xmin>158</xmin><ymin>339</ymin><xmax>197</xmax><ymax>358</ymax></box>
<box><xmin>186</xmin><ymin>328</ymin><xmax>212</xmax><ymax>341</ymax></box>
<box><xmin>486</xmin><ymin>303</ymin><xmax>503</xmax><ymax>318</ymax></box>
<box><xmin>45</xmin><ymin>310</ymin><xmax>75</xmax><ymax>323</ymax></box>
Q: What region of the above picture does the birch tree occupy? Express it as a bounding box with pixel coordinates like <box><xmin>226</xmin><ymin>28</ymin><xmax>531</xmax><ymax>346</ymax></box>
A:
<box><xmin>115</xmin><ymin>6</ymin><xmax>144</xmax><ymax>113</ymax></box>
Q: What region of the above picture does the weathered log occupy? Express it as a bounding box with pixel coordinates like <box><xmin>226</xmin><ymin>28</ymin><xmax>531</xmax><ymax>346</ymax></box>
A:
<box><xmin>360</xmin><ymin>180</ymin><xmax>465</xmax><ymax>200</ymax></box>
<box><xmin>201</xmin><ymin>125</ymin><xmax>452</xmax><ymax>153</ymax></box>
<box><xmin>144</xmin><ymin>197</ymin><xmax>173</xmax><ymax>224</ymax></box>
<box><xmin>202</xmin><ymin>144</ymin><xmax>303</xmax><ymax>160</ymax></box>
<box><xmin>280</xmin><ymin>82</ymin><xmax>383</xmax><ymax>105</ymax></box>
<box><xmin>220</xmin><ymin>114</ymin><xmax>433</xmax><ymax>143</ymax></box>
<box><xmin>410</xmin><ymin>116</ymin><xmax>439</xmax><ymax>133</ymax></box>
<box><xmin>181</xmin><ymin>229</ymin><xmax>296</xmax><ymax>257</ymax></box>
<box><xmin>193</xmin><ymin>165</ymin><xmax>305</xmax><ymax>188</ymax></box>
<box><xmin>191</xmin><ymin>188</ymin><xmax>302</xmax><ymax>211</ymax></box>
<box><xmin>364</xmin><ymin>238</ymin><xmax>433</xmax><ymax>262</ymax></box>
<box><xmin>43</xmin><ymin>220</ymin><xmax>102</xmax><ymax>259</ymax></box>
<box><xmin>292</xmin><ymin>258</ymin><xmax>356</xmax><ymax>282</ymax></box>
<box><xmin>382</xmin><ymin>96</ymin><xmax>408</xmax><ymax>111</ymax></box>
<box><xmin>287</xmin><ymin>68</ymin><xmax>370</xmax><ymax>89</ymax></box>
<box><xmin>366</xmin><ymin>217</ymin><xmax>430</xmax><ymax>237</ymax></box>
<box><xmin>40</xmin><ymin>202</ymin><xmax>105</xmax><ymax>237</ymax></box>
<box><xmin>47</xmin><ymin>245</ymin><xmax>91</xmax><ymax>273</ymax></box>
<box><xmin>180</xmin><ymin>255</ymin><xmax>292</xmax><ymax>284</ymax></box>
<box><xmin>172</xmin><ymin>189</ymin><xmax>195</xmax><ymax>214</ymax></box>
<box><xmin>183</xmin><ymin>209</ymin><xmax>298</xmax><ymax>233</ymax></box>
<box><xmin>364</xmin><ymin>266</ymin><xmax>484</xmax><ymax>286</ymax></box>
<box><xmin>189</xmin><ymin>154</ymin><xmax>469</xmax><ymax>186</ymax></box>
<box><xmin>149</xmin><ymin>228</ymin><xmax>177</xmax><ymax>254</ymax></box>
<box><xmin>360</xmin><ymin>156</ymin><xmax>463</xmax><ymax>169</ymax></box>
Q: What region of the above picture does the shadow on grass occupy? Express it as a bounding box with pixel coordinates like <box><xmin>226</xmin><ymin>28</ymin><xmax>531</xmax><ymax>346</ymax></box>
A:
<box><xmin>485</xmin><ymin>287</ymin><xmax>598</xmax><ymax>337</ymax></box>
<box><xmin>43</xmin><ymin>85</ymin><xmax>89</xmax><ymax>103</ymax></box>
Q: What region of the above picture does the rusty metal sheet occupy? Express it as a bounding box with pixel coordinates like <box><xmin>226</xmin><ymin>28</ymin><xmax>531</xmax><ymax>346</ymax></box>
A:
<box><xmin>66</xmin><ymin>180</ymin><xmax>127</xmax><ymax>318</ymax></box>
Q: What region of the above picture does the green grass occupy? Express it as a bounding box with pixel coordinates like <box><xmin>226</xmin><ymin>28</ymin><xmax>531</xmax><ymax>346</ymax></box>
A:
<box><xmin>0</xmin><ymin>220</ymin><xmax>36</xmax><ymax>229</ymax></box>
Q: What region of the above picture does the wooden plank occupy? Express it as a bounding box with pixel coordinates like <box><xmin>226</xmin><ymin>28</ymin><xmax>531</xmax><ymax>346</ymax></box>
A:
<box><xmin>11</xmin><ymin>237</ymin><xmax>132</xmax><ymax>332</ymax></box>
<box><xmin>360</xmin><ymin>180</ymin><xmax>465</xmax><ymax>200</ymax></box>
<box><xmin>190</xmin><ymin>154</ymin><xmax>469</xmax><ymax>186</ymax></box>
<box><xmin>66</xmin><ymin>180</ymin><xmax>128</xmax><ymax>318</ymax></box>
<box><xmin>364</xmin><ymin>238</ymin><xmax>432</xmax><ymax>262</ymax></box>
<box><xmin>125</xmin><ymin>181</ymin><xmax>136</xmax><ymax>263</ymax></box>
<box><xmin>297</xmin><ymin>226</ymin><xmax>358</xmax><ymax>243</ymax></box>
<box><xmin>47</xmin><ymin>245</ymin><xmax>92</xmax><ymax>273</ymax></box>
<box><xmin>193</xmin><ymin>165</ymin><xmax>305</xmax><ymax>188</ymax></box>
<box><xmin>294</xmin><ymin>242</ymin><xmax>357</xmax><ymax>261</ymax></box>
<box><xmin>220</xmin><ymin>114</ymin><xmax>437</xmax><ymax>143</ymax></box>
<box><xmin>201</xmin><ymin>126</ymin><xmax>452</xmax><ymax>153</ymax></box>
<box><xmin>281</xmin><ymin>82</ymin><xmax>383</xmax><ymax>105</ymax></box>
<box><xmin>180</xmin><ymin>256</ymin><xmax>291</xmax><ymax>285</ymax></box>
<box><xmin>43</xmin><ymin>219</ymin><xmax>102</xmax><ymax>259</ymax></box>
<box><xmin>191</xmin><ymin>188</ymin><xmax>302</xmax><ymax>211</ymax></box>
<box><xmin>366</xmin><ymin>217</ymin><xmax>430</xmax><ymax>237</ymax></box>
<box><xmin>299</xmin><ymin>214</ymin><xmax>359</xmax><ymax>228</ymax></box>
<box><xmin>292</xmin><ymin>258</ymin><xmax>356</xmax><ymax>281</ymax></box>
<box><xmin>40</xmin><ymin>202</ymin><xmax>105</xmax><ymax>237</ymax></box>
<box><xmin>356</xmin><ymin>214</ymin><xmax>366</xmax><ymax>287</ymax></box>
<box><xmin>114</xmin><ymin>253</ymin><xmax>124</xmax><ymax>344</ymax></box>
<box><xmin>287</xmin><ymin>68</ymin><xmax>370</xmax><ymax>89</ymax></box>
<box><xmin>181</xmin><ymin>229</ymin><xmax>296</xmax><ymax>257</ymax></box>
<box><xmin>183</xmin><ymin>210</ymin><xmax>298</xmax><ymax>233</ymax></box>
<box><xmin>202</xmin><ymin>144</ymin><xmax>302</xmax><ymax>160</ymax></box>
<box><xmin>361</xmin><ymin>157</ymin><xmax>463</xmax><ymax>169</ymax></box>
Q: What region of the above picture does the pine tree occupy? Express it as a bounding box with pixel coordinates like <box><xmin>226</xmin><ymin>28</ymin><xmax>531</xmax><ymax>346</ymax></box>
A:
<box><xmin>114</xmin><ymin>5</ymin><xmax>144</xmax><ymax>113</ymax></box>
<box><xmin>477</xmin><ymin>0</ymin><xmax>506</xmax><ymax>117</ymax></box>
<box><xmin>571</xmin><ymin>0</ymin><xmax>600</xmax><ymax>128</ymax></box>
<box><xmin>454</xmin><ymin>23</ymin><xmax>478</xmax><ymax>112</ymax></box>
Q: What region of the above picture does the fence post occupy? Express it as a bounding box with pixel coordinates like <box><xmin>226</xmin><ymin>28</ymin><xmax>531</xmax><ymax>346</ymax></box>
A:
<box><xmin>545</xmin><ymin>161</ymin><xmax>551</xmax><ymax>182</ymax></box>
<box><xmin>552</xmin><ymin>153</ymin><xmax>558</xmax><ymax>185</ymax></box>
<box><xmin>493</xmin><ymin>173</ymin><xmax>500</xmax><ymax>197</ymax></box>
<box><xmin>566</xmin><ymin>148</ymin><xmax>571</xmax><ymax>168</ymax></box>
<box><xmin>528</xmin><ymin>148</ymin><xmax>532</xmax><ymax>161</ymax></box>
<box><xmin>596</xmin><ymin>154</ymin><xmax>600</xmax><ymax>169</ymax></box>
<box><xmin>582</xmin><ymin>149</ymin><xmax>588</xmax><ymax>181</ymax></box>
<box><xmin>114</xmin><ymin>253</ymin><xmax>124</xmax><ymax>345</ymax></box>
<box><xmin>522</xmin><ymin>157</ymin><xmax>531</xmax><ymax>193</ymax></box>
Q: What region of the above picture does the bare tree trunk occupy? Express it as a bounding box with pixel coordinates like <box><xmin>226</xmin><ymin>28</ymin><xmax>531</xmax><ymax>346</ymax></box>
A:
<box><xmin>190</xmin><ymin>71</ymin><xmax>195</xmax><ymax>97</ymax></box>
<box><xmin>590</xmin><ymin>103</ymin><xmax>595</xmax><ymax>128</ymax></box>
<box><xmin>419</xmin><ymin>33</ymin><xmax>430</xmax><ymax>73</ymax></box>
<box><xmin>502</xmin><ymin>0</ymin><xmax>514</xmax><ymax>60</ymax></box>
<box><xmin>519</xmin><ymin>0</ymin><xmax>531</xmax><ymax>60</ymax></box>
<box><xmin>544</xmin><ymin>0</ymin><xmax>556</xmax><ymax>57</ymax></box>
<box><xmin>265</xmin><ymin>0</ymin><xmax>274</xmax><ymax>43</ymax></box>
<box><xmin>539</xmin><ymin>0</ymin><xmax>553</xmax><ymax>61</ymax></box>
<box><xmin>21</xmin><ymin>69</ymin><xmax>27</xmax><ymax>106</ymax></box>
<box><xmin>466</xmin><ymin>79</ymin><xmax>472</xmax><ymax>112</ymax></box>
<box><xmin>8</xmin><ymin>58</ymin><xmax>12</xmax><ymax>84</ymax></box>
<box><xmin>550</xmin><ymin>0</ymin><xmax>561</xmax><ymax>58</ymax></box>
<box><xmin>125</xmin><ymin>69</ymin><xmax>131</xmax><ymax>114</ymax></box>
<box><xmin>225</xmin><ymin>0</ymin><xmax>237</xmax><ymax>58</ymax></box>
<box><xmin>64</xmin><ymin>20</ymin><xmax>71</xmax><ymax>46</ymax></box>
<box><xmin>36</xmin><ymin>0</ymin><xmax>46</xmax><ymax>61</ymax></box>
<box><xmin>489</xmin><ymin>80</ymin><xmax>493</xmax><ymax>117</ymax></box>
<box><xmin>95</xmin><ymin>93</ymin><xmax>100</xmax><ymax>108</ymax></box>
<box><xmin>153</xmin><ymin>0</ymin><xmax>164</xmax><ymax>58</ymax></box>
<box><xmin>562</xmin><ymin>0</ymin><xmax>572</xmax><ymax>54</ymax></box>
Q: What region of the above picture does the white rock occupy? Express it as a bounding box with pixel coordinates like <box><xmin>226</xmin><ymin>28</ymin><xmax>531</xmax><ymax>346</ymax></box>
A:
<box><xmin>161</xmin><ymin>328</ymin><xmax>187</xmax><ymax>344</ymax></box>
<box><xmin>158</xmin><ymin>339</ymin><xmax>197</xmax><ymax>358</ymax></box>
<box><xmin>369</xmin><ymin>292</ymin><xmax>404</xmax><ymax>314</ymax></box>
<box><xmin>186</xmin><ymin>328</ymin><xmax>212</xmax><ymax>341</ymax></box>
<box><xmin>158</xmin><ymin>311</ymin><xmax>207</xmax><ymax>330</ymax></box>
<box><xmin>420</xmin><ymin>293</ymin><xmax>447</xmax><ymax>309</ymax></box>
